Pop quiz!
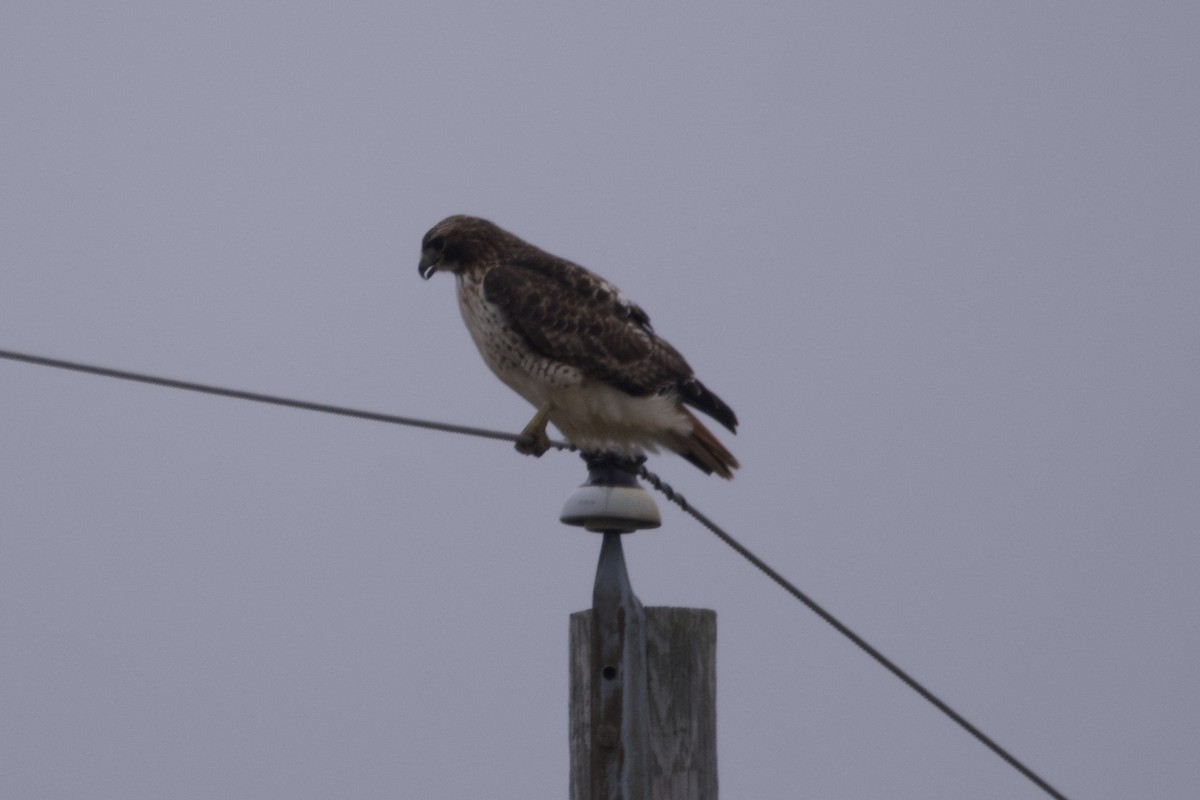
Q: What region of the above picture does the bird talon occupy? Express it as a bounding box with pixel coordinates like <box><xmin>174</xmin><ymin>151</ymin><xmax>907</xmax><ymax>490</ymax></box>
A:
<box><xmin>515</xmin><ymin>404</ymin><xmax>552</xmax><ymax>457</ymax></box>
<box><xmin>515</xmin><ymin>431</ymin><xmax>550</xmax><ymax>457</ymax></box>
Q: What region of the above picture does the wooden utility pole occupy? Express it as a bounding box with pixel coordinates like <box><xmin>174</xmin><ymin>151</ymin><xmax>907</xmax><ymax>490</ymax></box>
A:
<box><xmin>562</xmin><ymin>456</ymin><xmax>718</xmax><ymax>800</ymax></box>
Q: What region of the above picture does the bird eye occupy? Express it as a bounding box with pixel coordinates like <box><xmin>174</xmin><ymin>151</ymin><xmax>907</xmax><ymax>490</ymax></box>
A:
<box><xmin>428</xmin><ymin>235</ymin><xmax>446</xmax><ymax>251</ymax></box>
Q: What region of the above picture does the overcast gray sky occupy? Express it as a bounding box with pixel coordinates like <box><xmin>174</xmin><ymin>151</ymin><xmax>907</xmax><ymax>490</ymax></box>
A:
<box><xmin>2</xmin><ymin>3</ymin><xmax>1197</xmax><ymax>798</ymax></box>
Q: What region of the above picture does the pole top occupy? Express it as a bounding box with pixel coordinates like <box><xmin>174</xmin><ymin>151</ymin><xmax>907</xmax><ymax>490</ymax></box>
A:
<box><xmin>559</xmin><ymin>453</ymin><xmax>662</xmax><ymax>533</ymax></box>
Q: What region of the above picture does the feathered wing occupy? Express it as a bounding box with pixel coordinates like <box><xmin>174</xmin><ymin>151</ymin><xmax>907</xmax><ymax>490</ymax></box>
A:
<box><xmin>483</xmin><ymin>253</ymin><xmax>649</xmax><ymax>375</ymax></box>
<box><xmin>481</xmin><ymin>251</ymin><xmax>739</xmax><ymax>475</ymax></box>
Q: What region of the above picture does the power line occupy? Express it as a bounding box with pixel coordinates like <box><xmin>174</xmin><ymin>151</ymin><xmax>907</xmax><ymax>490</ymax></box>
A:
<box><xmin>1</xmin><ymin>346</ymin><xmax>1068</xmax><ymax>800</ymax></box>
<box><xmin>0</xmin><ymin>347</ymin><xmax>561</xmax><ymax>447</ymax></box>
<box><xmin>634</xmin><ymin>465</ymin><xmax>1069</xmax><ymax>800</ymax></box>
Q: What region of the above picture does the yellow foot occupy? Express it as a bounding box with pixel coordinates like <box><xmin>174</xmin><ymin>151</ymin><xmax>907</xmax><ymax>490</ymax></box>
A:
<box><xmin>514</xmin><ymin>430</ymin><xmax>551</xmax><ymax>457</ymax></box>
<box><xmin>514</xmin><ymin>406</ymin><xmax>552</xmax><ymax>457</ymax></box>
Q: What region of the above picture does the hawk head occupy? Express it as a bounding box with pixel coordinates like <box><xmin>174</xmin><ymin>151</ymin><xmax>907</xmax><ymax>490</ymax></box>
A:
<box><xmin>418</xmin><ymin>215</ymin><xmax>505</xmax><ymax>279</ymax></box>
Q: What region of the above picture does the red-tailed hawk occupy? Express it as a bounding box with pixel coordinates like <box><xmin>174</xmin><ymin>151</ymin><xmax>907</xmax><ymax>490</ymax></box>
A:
<box><xmin>418</xmin><ymin>215</ymin><xmax>739</xmax><ymax>478</ymax></box>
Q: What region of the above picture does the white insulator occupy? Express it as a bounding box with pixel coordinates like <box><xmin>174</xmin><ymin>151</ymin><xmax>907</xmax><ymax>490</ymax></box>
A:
<box><xmin>560</xmin><ymin>482</ymin><xmax>662</xmax><ymax>533</ymax></box>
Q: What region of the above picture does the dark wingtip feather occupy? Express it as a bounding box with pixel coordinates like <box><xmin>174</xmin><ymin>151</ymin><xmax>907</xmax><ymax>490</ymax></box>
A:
<box><xmin>679</xmin><ymin>379</ymin><xmax>738</xmax><ymax>434</ymax></box>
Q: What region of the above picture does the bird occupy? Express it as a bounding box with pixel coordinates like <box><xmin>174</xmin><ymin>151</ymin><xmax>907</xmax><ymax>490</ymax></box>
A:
<box><xmin>418</xmin><ymin>215</ymin><xmax>739</xmax><ymax>478</ymax></box>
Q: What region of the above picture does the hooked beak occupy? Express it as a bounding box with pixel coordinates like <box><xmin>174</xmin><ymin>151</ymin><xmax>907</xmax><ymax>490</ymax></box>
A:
<box><xmin>418</xmin><ymin>251</ymin><xmax>438</xmax><ymax>280</ymax></box>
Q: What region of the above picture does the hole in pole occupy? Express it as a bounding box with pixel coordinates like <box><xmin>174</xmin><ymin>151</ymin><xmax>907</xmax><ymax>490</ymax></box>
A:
<box><xmin>602</xmin><ymin>665</ymin><xmax>617</xmax><ymax>680</ymax></box>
